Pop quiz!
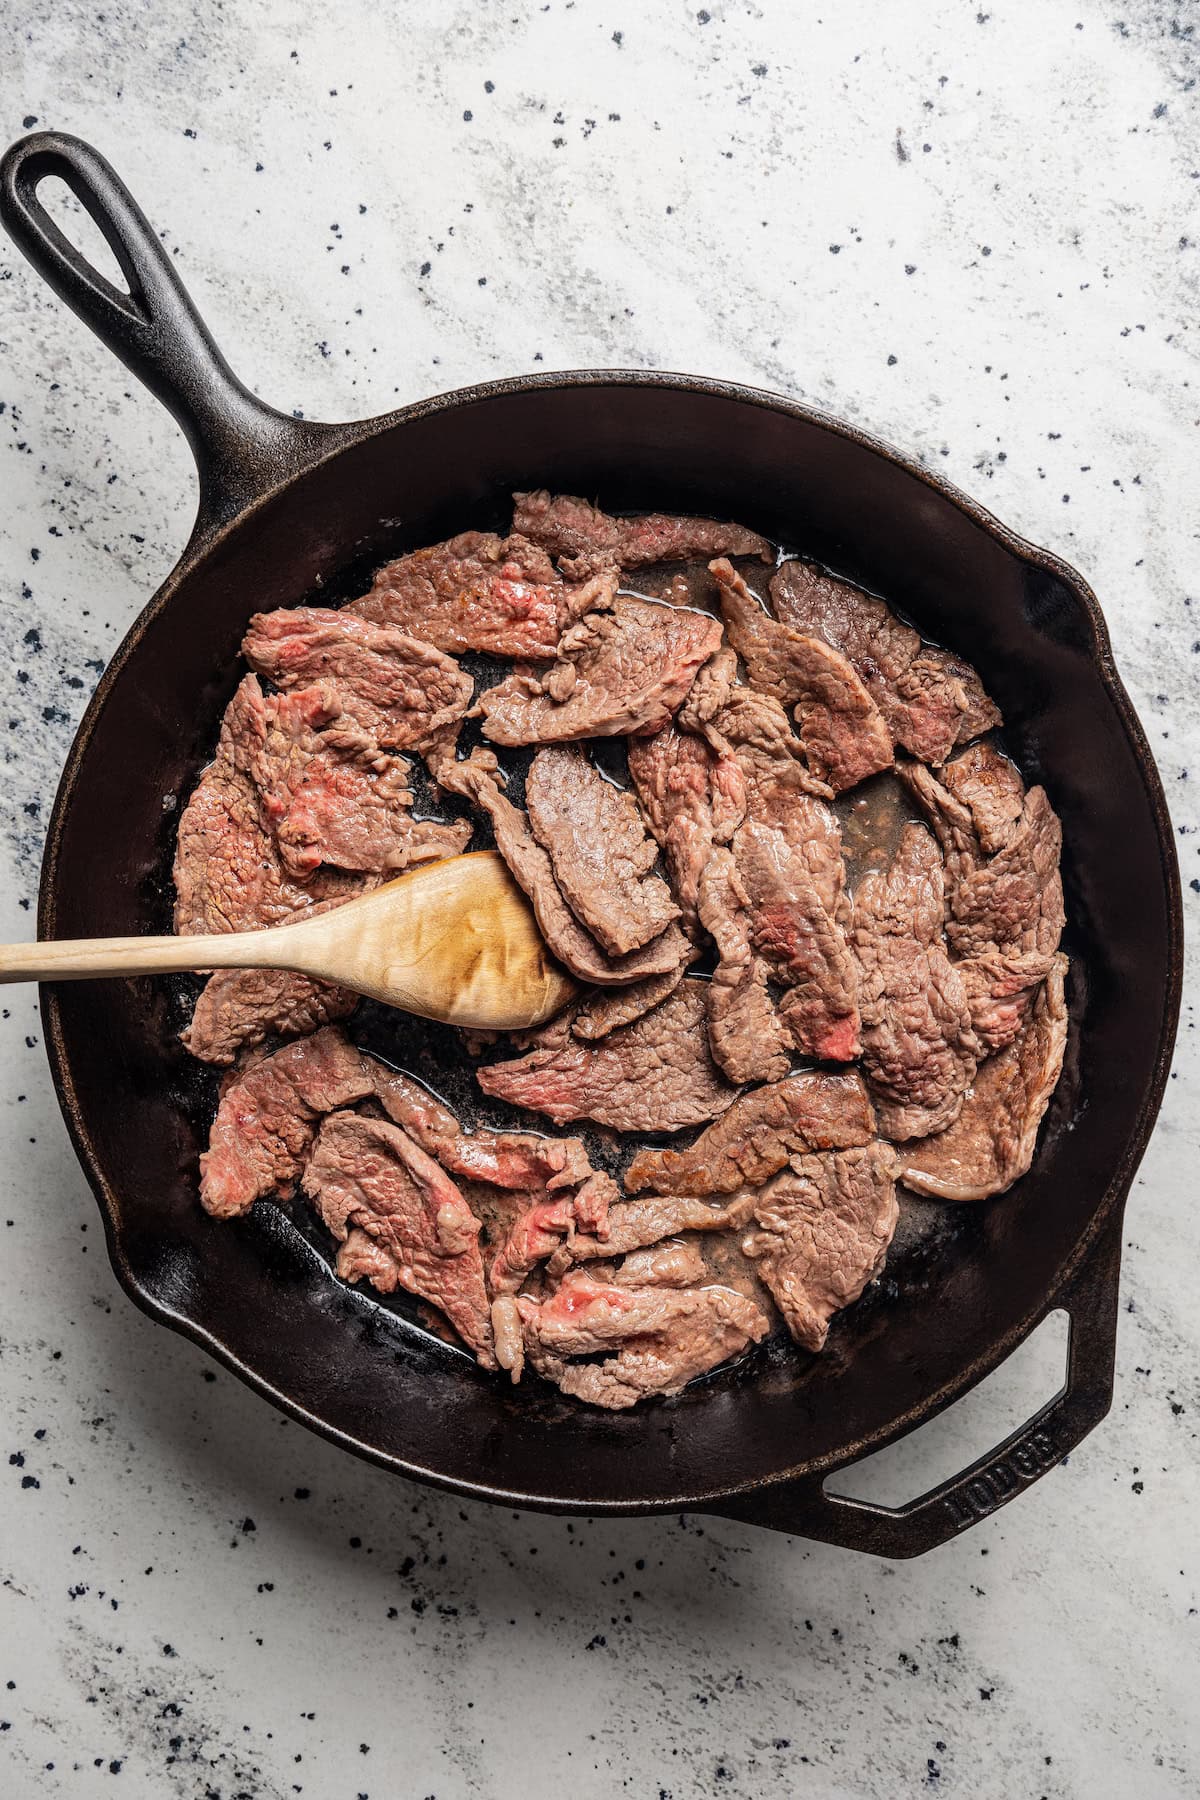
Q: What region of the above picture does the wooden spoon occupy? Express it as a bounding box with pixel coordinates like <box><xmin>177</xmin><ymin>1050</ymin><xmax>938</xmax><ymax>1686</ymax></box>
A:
<box><xmin>0</xmin><ymin>850</ymin><xmax>577</xmax><ymax>1031</ymax></box>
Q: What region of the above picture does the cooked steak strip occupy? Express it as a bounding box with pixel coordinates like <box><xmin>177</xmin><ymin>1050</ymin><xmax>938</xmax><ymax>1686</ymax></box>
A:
<box><xmin>936</xmin><ymin>740</ymin><xmax>1025</xmax><ymax>854</ymax></box>
<box><xmin>733</xmin><ymin>819</ymin><xmax>860</xmax><ymax>1062</ymax></box>
<box><xmin>367</xmin><ymin>1064</ymin><xmax>595</xmax><ymax>1193</ymax></box>
<box><xmin>441</xmin><ymin>752</ymin><xmax>689</xmax><ymax>985</ymax></box>
<box><xmin>607</xmin><ymin>1240</ymin><xmax>710</xmax><ymax>1286</ymax></box>
<box><xmin>476</xmin><ymin>979</ymin><xmax>738</xmax><ymax>1131</ymax></box>
<box><xmin>183</xmin><ymin>959</ymin><xmax>356</xmax><ymax>1067</ymax></box>
<box><xmin>524</xmin><ymin>746</ymin><xmax>680</xmax><ymax>955</ymax></box>
<box><xmin>477</xmin><ymin>592</ymin><xmax>721</xmax><ymax>745</ymax></box>
<box><xmin>571</xmin><ymin>959</ymin><xmax>695</xmax><ymax>1040</ymax></box>
<box><xmin>770</xmin><ymin>558</ymin><xmax>1000</xmax><ymax>763</ymax></box>
<box><xmin>852</xmin><ymin>823</ymin><xmax>979</xmax><ymax>1140</ymax></box>
<box><xmin>627</xmin><ymin>723</ymin><xmax>745</xmax><ymax>936</ymax></box>
<box><xmin>517</xmin><ymin>1269</ymin><xmax>769</xmax><ymax>1409</ymax></box>
<box><xmin>704</xmin><ymin>688</ymin><xmax>833</xmax><ymax>827</ymax></box>
<box><xmin>302</xmin><ymin>1112</ymin><xmax>495</xmax><ymax>1365</ymax></box>
<box><xmin>697</xmin><ymin>845</ymin><xmax>792</xmax><ymax>1085</ymax></box>
<box><xmin>742</xmin><ymin>1143</ymin><xmax>899</xmax><ymax>1351</ymax></box>
<box><xmin>899</xmin><ymin>955</ymin><xmax>1068</xmax><ymax>1201</ymax></box>
<box><xmin>199</xmin><ymin>1025</ymin><xmax>379</xmax><ymax>1218</ymax></box>
<box><xmin>625</xmin><ymin>1069</ymin><xmax>875</xmax><ymax>1197</ymax></box>
<box><xmin>551</xmin><ymin>1191</ymin><xmax>756</xmax><ymax>1271</ymax></box>
<box><xmin>512</xmin><ymin>488</ymin><xmax>771</xmax><ymax>578</ymax></box>
<box><xmin>487</xmin><ymin>1172</ymin><xmax>618</xmax><ymax>1294</ymax></box>
<box><xmin>347</xmin><ymin>530</ymin><xmax>603</xmax><ymax>660</ymax></box>
<box><xmin>242</xmin><ymin>607</ymin><xmax>472</xmax><ymax>751</ymax></box>
<box><xmin>709</xmin><ymin>559</ymin><xmax>893</xmax><ymax>792</ymax></box>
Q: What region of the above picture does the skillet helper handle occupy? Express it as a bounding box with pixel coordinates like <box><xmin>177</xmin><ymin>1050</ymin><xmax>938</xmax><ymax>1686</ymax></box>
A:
<box><xmin>710</xmin><ymin>1209</ymin><xmax>1123</xmax><ymax>1559</ymax></box>
<box><xmin>0</xmin><ymin>131</ymin><xmax>341</xmax><ymax>535</ymax></box>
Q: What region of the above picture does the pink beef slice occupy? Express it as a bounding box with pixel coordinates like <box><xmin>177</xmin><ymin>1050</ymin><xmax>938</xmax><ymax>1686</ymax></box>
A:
<box><xmin>704</xmin><ymin>688</ymin><xmax>833</xmax><ymax>832</ymax></box>
<box><xmin>742</xmin><ymin>1143</ymin><xmax>899</xmax><ymax>1352</ymax></box>
<box><xmin>487</xmin><ymin>1171</ymin><xmax>619</xmax><ymax>1294</ymax></box>
<box><xmin>571</xmin><ymin>960</ymin><xmax>695</xmax><ymax>1040</ymax></box>
<box><xmin>627</xmin><ymin>722</ymin><xmax>746</xmax><ymax>937</ymax></box>
<box><xmin>442</xmin><ymin>752</ymin><xmax>689</xmax><ymax>986</ymax></box>
<box><xmin>516</xmin><ymin>1269</ymin><xmax>769</xmax><ymax>1409</ymax></box>
<box><xmin>237</xmin><ymin>683</ymin><xmax>469</xmax><ymax>879</ymax></box>
<box><xmin>732</xmin><ymin>819</ymin><xmax>860</xmax><ymax>1062</ymax></box>
<box><xmin>524</xmin><ymin>745</ymin><xmax>680</xmax><ymax>956</ymax></box>
<box><xmin>476</xmin><ymin>978</ymin><xmax>739</xmax><ymax>1131</ymax></box>
<box><xmin>242</xmin><ymin>607</ymin><xmax>472</xmax><ymax>752</ymax></box>
<box><xmin>183</xmin><ymin>952</ymin><xmax>356</xmax><ymax>1067</ymax></box>
<box><xmin>769</xmin><ymin>558</ymin><xmax>1000</xmax><ymax>764</ymax></box>
<box><xmin>476</xmin><ymin>593</ymin><xmax>722</xmax><ymax>745</ymax></box>
<box><xmin>199</xmin><ymin>1026</ymin><xmax>378</xmax><ymax>1219</ymax></box>
<box><xmin>937</xmin><ymin>740</ymin><xmax>1026</xmax><ymax>854</ymax></box>
<box><xmin>709</xmin><ymin>559</ymin><xmax>893</xmax><ymax>792</ymax></box>
<box><xmin>302</xmin><ymin>1111</ymin><xmax>494</xmax><ymax>1365</ymax></box>
<box><xmin>512</xmin><ymin>488</ymin><xmax>772</xmax><ymax>578</ymax></box>
<box><xmin>898</xmin><ymin>953</ymin><xmax>1068</xmax><ymax>1201</ymax></box>
<box><xmin>550</xmin><ymin>1191</ymin><xmax>757</xmax><ymax>1269</ymax></box>
<box><xmin>852</xmin><ymin>823</ymin><xmax>979</xmax><ymax>1141</ymax></box>
<box><xmin>347</xmin><ymin>530</ymin><xmax>601</xmax><ymax>661</ymax></box>
<box><xmin>625</xmin><ymin>1068</ymin><xmax>875</xmax><ymax>1197</ymax></box>
<box><xmin>697</xmin><ymin>845</ymin><xmax>792</xmax><ymax>1086</ymax></box>
<box><xmin>898</xmin><ymin>755</ymin><xmax>1065</xmax><ymax>1050</ymax></box>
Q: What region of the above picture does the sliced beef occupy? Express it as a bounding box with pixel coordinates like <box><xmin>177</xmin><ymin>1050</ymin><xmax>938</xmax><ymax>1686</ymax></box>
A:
<box><xmin>443</xmin><ymin>752</ymin><xmax>689</xmax><ymax>986</ymax></box>
<box><xmin>368</xmin><ymin>1063</ymin><xmax>595</xmax><ymax>1193</ymax></box>
<box><xmin>770</xmin><ymin>558</ymin><xmax>1000</xmax><ymax>763</ymax></box>
<box><xmin>697</xmin><ymin>845</ymin><xmax>792</xmax><ymax>1085</ymax></box>
<box><xmin>524</xmin><ymin>746</ymin><xmax>679</xmax><ymax>955</ymax></box>
<box><xmin>476</xmin><ymin>594</ymin><xmax>721</xmax><ymax>745</ymax></box>
<box><xmin>512</xmin><ymin>488</ymin><xmax>771</xmax><ymax>578</ymax></box>
<box><xmin>550</xmin><ymin>1190</ymin><xmax>756</xmax><ymax>1269</ymax></box>
<box><xmin>742</xmin><ymin>1143</ymin><xmax>899</xmax><ymax>1351</ymax></box>
<box><xmin>571</xmin><ymin>960</ymin><xmax>694</xmax><ymax>1040</ymax></box>
<box><xmin>625</xmin><ymin>1069</ymin><xmax>875</xmax><ymax>1196</ymax></box>
<box><xmin>199</xmin><ymin>1026</ymin><xmax>377</xmax><ymax>1219</ymax></box>
<box><xmin>627</xmin><ymin>723</ymin><xmax>745</xmax><ymax>936</ymax></box>
<box><xmin>517</xmin><ymin>1270</ymin><xmax>769</xmax><ymax>1409</ymax></box>
<box><xmin>733</xmin><ymin>819</ymin><xmax>860</xmax><ymax>1062</ymax></box>
<box><xmin>709</xmin><ymin>559</ymin><xmax>892</xmax><ymax>791</ymax></box>
<box><xmin>242</xmin><ymin>607</ymin><xmax>472</xmax><ymax>751</ymax></box>
<box><xmin>937</xmin><ymin>740</ymin><xmax>1026</xmax><ymax>854</ymax></box>
<box><xmin>487</xmin><ymin>1172</ymin><xmax>618</xmax><ymax>1294</ymax></box>
<box><xmin>704</xmin><ymin>688</ymin><xmax>833</xmax><ymax>831</ymax></box>
<box><xmin>302</xmin><ymin>1111</ymin><xmax>494</xmax><ymax>1364</ymax></box>
<box><xmin>183</xmin><ymin>963</ymin><xmax>356</xmax><ymax>1066</ymax></box>
<box><xmin>899</xmin><ymin>756</ymin><xmax>1065</xmax><ymax>1049</ymax></box>
<box><xmin>852</xmin><ymin>823</ymin><xmax>979</xmax><ymax>1140</ymax></box>
<box><xmin>476</xmin><ymin>979</ymin><xmax>738</xmax><ymax>1131</ymax></box>
<box><xmin>348</xmin><ymin>530</ymin><xmax>602</xmax><ymax>660</ymax></box>
<box><xmin>676</xmin><ymin>646</ymin><xmax>740</xmax><ymax>734</ymax></box>
<box><xmin>898</xmin><ymin>955</ymin><xmax>1068</xmax><ymax>1201</ymax></box>
<box><xmin>608</xmin><ymin>1240</ymin><xmax>710</xmax><ymax>1286</ymax></box>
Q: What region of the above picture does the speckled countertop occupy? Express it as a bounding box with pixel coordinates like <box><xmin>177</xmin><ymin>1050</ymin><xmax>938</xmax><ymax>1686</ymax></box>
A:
<box><xmin>1</xmin><ymin>3</ymin><xmax>1197</xmax><ymax>1796</ymax></box>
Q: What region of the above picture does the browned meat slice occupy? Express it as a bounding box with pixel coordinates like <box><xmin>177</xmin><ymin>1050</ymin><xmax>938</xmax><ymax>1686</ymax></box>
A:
<box><xmin>367</xmin><ymin>1063</ymin><xmax>594</xmax><ymax>1193</ymax></box>
<box><xmin>697</xmin><ymin>846</ymin><xmax>792</xmax><ymax>1085</ymax></box>
<box><xmin>733</xmin><ymin>820</ymin><xmax>860</xmax><ymax>1062</ymax></box>
<box><xmin>477</xmin><ymin>594</ymin><xmax>721</xmax><ymax>745</ymax></box>
<box><xmin>443</xmin><ymin>752</ymin><xmax>689</xmax><ymax>986</ymax></box>
<box><xmin>487</xmin><ymin>1172</ymin><xmax>618</xmax><ymax>1293</ymax></box>
<box><xmin>899</xmin><ymin>956</ymin><xmax>1068</xmax><ymax>1201</ymax></box>
<box><xmin>625</xmin><ymin>1068</ymin><xmax>875</xmax><ymax>1196</ymax></box>
<box><xmin>937</xmin><ymin>740</ymin><xmax>1025</xmax><ymax>854</ymax></box>
<box><xmin>852</xmin><ymin>823</ymin><xmax>979</xmax><ymax>1140</ymax></box>
<box><xmin>676</xmin><ymin>646</ymin><xmax>740</xmax><ymax>734</ymax></box>
<box><xmin>704</xmin><ymin>688</ymin><xmax>833</xmax><ymax>830</ymax></box>
<box><xmin>627</xmin><ymin>723</ymin><xmax>745</xmax><ymax>935</ymax></box>
<box><xmin>517</xmin><ymin>1269</ymin><xmax>769</xmax><ymax>1409</ymax></box>
<box><xmin>742</xmin><ymin>1143</ymin><xmax>899</xmax><ymax>1351</ymax></box>
<box><xmin>348</xmin><ymin>530</ymin><xmax>601</xmax><ymax>660</ymax></box>
<box><xmin>241</xmin><ymin>607</ymin><xmax>472</xmax><ymax>752</ymax></box>
<box><xmin>476</xmin><ymin>979</ymin><xmax>738</xmax><ymax>1131</ymax></box>
<box><xmin>770</xmin><ymin>558</ymin><xmax>1000</xmax><ymax>763</ymax></box>
<box><xmin>551</xmin><ymin>1190</ymin><xmax>756</xmax><ymax>1268</ymax></box>
<box><xmin>709</xmin><ymin>559</ymin><xmax>892</xmax><ymax>791</ymax></box>
<box><xmin>183</xmin><ymin>963</ymin><xmax>356</xmax><ymax>1066</ymax></box>
<box><xmin>238</xmin><ymin>683</ymin><xmax>469</xmax><ymax>878</ymax></box>
<box><xmin>302</xmin><ymin>1111</ymin><xmax>494</xmax><ymax>1364</ymax></box>
<box><xmin>512</xmin><ymin>488</ymin><xmax>771</xmax><ymax>578</ymax></box>
<box><xmin>899</xmin><ymin>756</ymin><xmax>1065</xmax><ymax>1049</ymax></box>
<box><xmin>524</xmin><ymin>746</ymin><xmax>679</xmax><ymax>955</ymax></box>
<box><xmin>571</xmin><ymin>960</ymin><xmax>694</xmax><ymax>1040</ymax></box>
<box><xmin>608</xmin><ymin>1240</ymin><xmax>710</xmax><ymax>1286</ymax></box>
<box><xmin>199</xmin><ymin>1026</ymin><xmax>377</xmax><ymax>1218</ymax></box>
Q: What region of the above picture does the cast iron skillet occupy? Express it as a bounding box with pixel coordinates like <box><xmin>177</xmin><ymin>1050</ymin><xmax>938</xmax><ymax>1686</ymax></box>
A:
<box><xmin>0</xmin><ymin>132</ymin><xmax>1181</xmax><ymax>1559</ymax></box>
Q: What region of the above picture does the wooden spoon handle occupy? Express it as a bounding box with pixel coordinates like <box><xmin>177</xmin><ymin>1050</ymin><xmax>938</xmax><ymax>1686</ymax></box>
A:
<box><xmin>0</xmin><ymin>927</ymin><xmax>296</xmax><ymax>984</ymax></box>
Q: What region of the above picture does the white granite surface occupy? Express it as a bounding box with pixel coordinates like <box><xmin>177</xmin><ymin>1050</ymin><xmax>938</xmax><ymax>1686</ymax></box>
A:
<box><xmin>2</xmin><ymin>3</ymin><xmax>1197</xmax><ymax>1795</ymax></box>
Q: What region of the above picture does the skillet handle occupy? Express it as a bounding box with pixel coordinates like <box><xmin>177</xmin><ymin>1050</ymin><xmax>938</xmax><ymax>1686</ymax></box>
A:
<box><xmin>0</xmin><ymin>131</ymin><xmax>344</xmax><ymax>541</ymax></box>
<box><xmin>709</xmin><ymin>1208</ymin><xmax>1123</xmax><ymax>1559</ymax></box>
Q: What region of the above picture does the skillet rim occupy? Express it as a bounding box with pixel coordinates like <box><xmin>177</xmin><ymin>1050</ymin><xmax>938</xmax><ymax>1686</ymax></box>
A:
<box><xmin>36</xmin><ymin>367</ymin><xmax>1184</xmax><ymax>1513</ymax></box>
